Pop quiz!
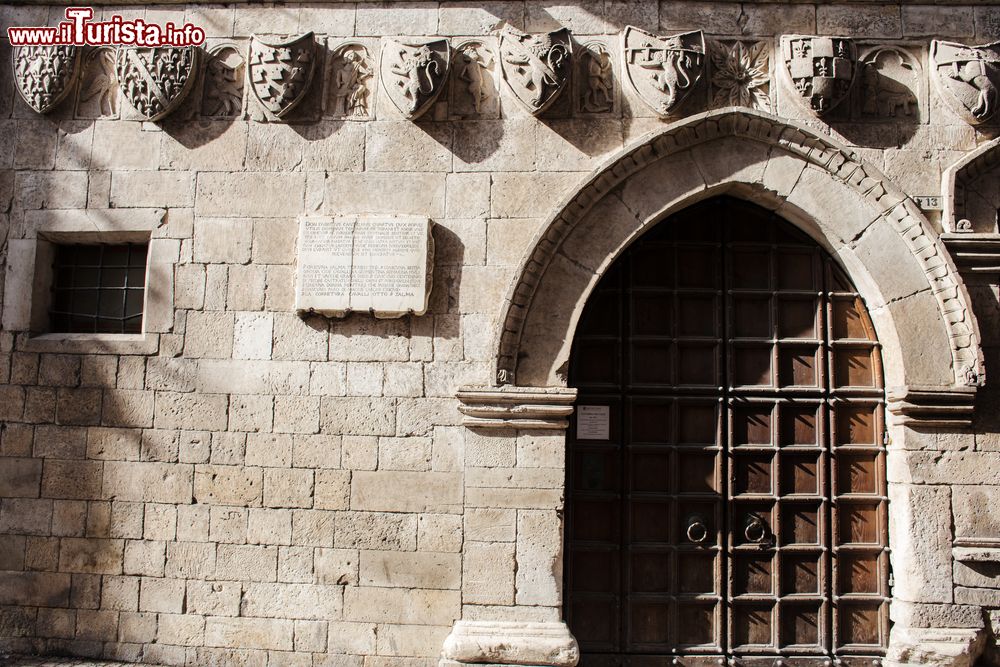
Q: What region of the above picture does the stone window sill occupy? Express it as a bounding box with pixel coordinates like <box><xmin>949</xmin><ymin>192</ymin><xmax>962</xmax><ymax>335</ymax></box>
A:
<box><xmin>19</xmin><ymin>332</ymin><xmax>159</xmax><ymax>355</ymax></box>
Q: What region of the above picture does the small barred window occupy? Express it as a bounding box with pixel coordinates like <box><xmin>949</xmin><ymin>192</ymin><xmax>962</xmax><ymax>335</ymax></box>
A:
<box><xmin>49</xmin><ymin>243</ymin><xmax>148</xmax><ymax>334</ymax></box>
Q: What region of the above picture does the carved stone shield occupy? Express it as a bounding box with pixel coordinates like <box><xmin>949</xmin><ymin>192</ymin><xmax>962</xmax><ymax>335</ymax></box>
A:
<box><xmin>931</xmin><ymin>40</ymin><xmax>1000</xmax><ymax>125</ymax></box>
<box><xmin>12</xmin><ymin>45</ymin><xmax>80</xmax><ymax>114</ymax></box>
<box><xmin>623</xmin><ymin>26</ymin><xmax>705</xmax><ymax>118</ymax></box>
<box><xmin>380</xmin><ymin>38</ymin><xmax>450</xmax><ymax>120</ymax></box>
<box><xmin>780</xmin><ymin>35</ymin><xmax>856</xmax><ymax>115</ymax></box>
<box><xmin>116</xmin><ymin>46</ymin><xmax>198</xmax><ymax>121</ymax></box>
<box><xmin>499</xmin><ymin>27</ymin><xmax>572</xmax><ymax>115</ymax></box>
<box><xmin>248</xmin><ymin>33</ymin><xmax>317</xmax><ymax>118</ymax></box>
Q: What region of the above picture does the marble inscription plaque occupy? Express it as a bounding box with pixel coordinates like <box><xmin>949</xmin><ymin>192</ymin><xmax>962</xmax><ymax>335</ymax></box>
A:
<box><xmin>296</xmin><ymin>215</ymin><xmax>434</xmax><ymax>318</ymax></box>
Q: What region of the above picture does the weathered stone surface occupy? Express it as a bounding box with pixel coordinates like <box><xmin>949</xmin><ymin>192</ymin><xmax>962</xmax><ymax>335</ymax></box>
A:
<box><xmin>889</xmin><ymin>484</ymin><xmax>955</xmax><ymax>604</ymax></box>
<box><xmin>886</xmin><ymin>627</ymin><xmax>986</xmax><ymax>667</ymax></box>
<box><xmin>324</xmin><ymin>173</ymin><xmax>446</xmax><ymax>218</ymax></box>
<box><xmin>350</xmin><ymin>471</ymin><xmax>462</xmax><ymax>513</ymax></box>
<box><xmin>205</xmin><ymin>617</ymin><xmax>293</xmax><ymax>651</ymax></box>
<box><xmin>335</xmin><ymin>511</ymin><xmax>417</xmax><ymax>551</ymax></box>
<box><xmin>0</xmin><ymin>6</ymin><xmax>998</xmax><ymax>666</ymax></box>
<box><xmin>196</xmin><ymin>172</ymin><xmax>306</xmax><ymax>218</ymax></box>
<box><xmin>343</xmin><ymin>586</ymin><xmax>460</xmax><ymax>626</ymax></box>
<box><xmin>242</xmin><ymin>582</ymin><xmax>343</xmax><ymax>620</ymax></box>
<box><xmin>441</xmin><ymin>621</ymin><xmax>580</xmax><ymax>667</ymax></box>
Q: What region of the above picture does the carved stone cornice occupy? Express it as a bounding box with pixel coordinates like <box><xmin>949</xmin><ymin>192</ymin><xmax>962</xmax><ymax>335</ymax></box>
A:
<box><xmin>941</xmin><ymin>233</ymin><xmax>1000</xmax><ymax>273</ymax></box>
<box><xmin>440</xmin><ymin>621</ymin><xmax>580</xmax><ymax>667</ymax></box>
<box><xmin>456</xmin><ymin>386</ymin><xmax>577</xmax><ymax>430</ymax></box>
<box><xmin>953</xmin><ymin>537</ymin><xmax>1000</xmax><ymax>563</ymax></box>
<box><xmin>886</xmin><ymin>386</ymin><xmax>977</xmax><ymax>428</ymax></box>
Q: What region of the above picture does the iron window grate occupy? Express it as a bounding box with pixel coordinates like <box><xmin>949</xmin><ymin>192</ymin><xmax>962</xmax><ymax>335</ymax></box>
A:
<box><xmin>49</xmin><ymin>243</ymin><xmax>148</xmax><ymax>334</ymax></box>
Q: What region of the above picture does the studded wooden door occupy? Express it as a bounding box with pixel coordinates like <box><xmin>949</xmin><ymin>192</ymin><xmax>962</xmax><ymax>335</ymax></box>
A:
<box><xmin>565</xmin><ymin>198</ymin><xmax>888</xmax><ymax>667</ymax></box>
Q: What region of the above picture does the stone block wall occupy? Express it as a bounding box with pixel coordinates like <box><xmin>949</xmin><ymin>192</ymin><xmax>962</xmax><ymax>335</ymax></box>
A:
<box><xmin>0</xmin><ymin>1</ymin><xmax>999</xmax><ymax>665</ymax></box>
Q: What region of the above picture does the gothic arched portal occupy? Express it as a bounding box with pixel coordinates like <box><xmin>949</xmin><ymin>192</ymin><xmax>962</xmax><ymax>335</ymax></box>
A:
<box><xmin>565</xmin><ymin>197</ymin><xmax>889</xmax><ymax>664</ymax></box>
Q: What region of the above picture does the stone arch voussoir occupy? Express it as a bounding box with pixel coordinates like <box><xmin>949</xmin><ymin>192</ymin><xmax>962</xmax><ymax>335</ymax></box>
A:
<box><xmin>494</xmin><ymin>108</ymin><xmax>984</xmax><ymax>402</ymax></box>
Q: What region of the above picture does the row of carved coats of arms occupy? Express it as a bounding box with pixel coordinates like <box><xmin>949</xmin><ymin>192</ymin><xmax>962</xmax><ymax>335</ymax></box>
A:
<box><xmin>12</xmin><ymin>27</ymin><xmax>1000</xmax><ymax>125</ymax></box>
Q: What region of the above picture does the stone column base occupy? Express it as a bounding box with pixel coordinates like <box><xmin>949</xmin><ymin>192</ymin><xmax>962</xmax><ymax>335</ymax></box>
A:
<box><xmin>885</xmin><ymin>627</ymin><xmax>986</xmax><ymax>667</ymax></box>
<box><xmin>440</xmin><ymin>621</ymin><xmax>580</xmax><ymax>667</ymax></box>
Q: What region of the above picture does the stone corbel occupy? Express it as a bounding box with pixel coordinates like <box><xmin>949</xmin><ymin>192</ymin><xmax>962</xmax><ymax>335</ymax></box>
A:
<box><xmin>886</xmin><ymin>386</ymin><xmax>977</xmax><ymax>429</ymax></box>
<box><xmin>440</xmin><ymin>621</ymin><xmax>580</xmax><ymax>667</ymax></box>
<box><xmin>456</xmin><ymin>386</ymin><xmax>578</xmax><ymax>430</ymax></box>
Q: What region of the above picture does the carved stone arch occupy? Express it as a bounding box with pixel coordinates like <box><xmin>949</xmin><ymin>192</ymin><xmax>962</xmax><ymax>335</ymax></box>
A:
<box><xmin>493</xmin><ymin>108</ymin><xmax>984</xmax><ymax>420</ymax></box>
<box><xmin>943</xmin><ymin>136</ymin><xmax>1000</xmax><ymax>233</ymax></box>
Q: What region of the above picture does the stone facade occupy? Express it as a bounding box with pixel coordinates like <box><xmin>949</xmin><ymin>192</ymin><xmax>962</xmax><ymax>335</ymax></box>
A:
<box><xmin>1</xmin><ymin>2</ymin><xmax>1000</xmax><ymax>667</ymax></box>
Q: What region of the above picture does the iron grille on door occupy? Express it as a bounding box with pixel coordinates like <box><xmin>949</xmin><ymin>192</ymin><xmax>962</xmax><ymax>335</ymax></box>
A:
<box><xmin>566</xmin><ymin>198</ymin><xmax>888</xmax><ymax>667</ymax></box>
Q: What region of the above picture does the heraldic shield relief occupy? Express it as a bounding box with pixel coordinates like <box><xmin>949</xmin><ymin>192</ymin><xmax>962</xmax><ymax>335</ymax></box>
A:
<box><xmin>116</xmin><ymin>46</ymin><xmax>199</xmax><ymax>121</ymax></box>
<box><xmin>12</xmin><ymin>45</ymin><xmax>81</xmax><ymax>114</ymax></box>
<box><xmin>932</xmin><ymin>40</ymin><xmax>1000</xmax><ymax>125</ymax></box>
<box><xmin>622</xmin><ymin>26</ymin><xmax>705</xmax><ymax>118</ymax></box>
<box><xmin>380</xmin><ymin>39</ymin><xmax>450</xmax><ymax>120</ymax></box>
<box><xmin>498</xmin><ymin>27</ymin><xmax>572</xmax><ymax>115</ymax></box>
<box><xmin>249</xmin><ymin>33</ymin><xmax>317</xmax><ymax>118</ymax></box>
<box><xmin>780</xmin><ymin>35</ymin><xmax>856</xmax><ymax>115</ymax></box>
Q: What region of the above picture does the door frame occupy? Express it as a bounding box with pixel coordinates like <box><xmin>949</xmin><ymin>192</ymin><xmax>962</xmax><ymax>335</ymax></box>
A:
<box><xmin>441</xmin><ymin>109</ymin><xmax>985</xmax><ymax>667</ymax></box>
<box><xmin>563</xmin><ymin>199</ymin><xmax>890</xmax><ymax>660</ymax></box>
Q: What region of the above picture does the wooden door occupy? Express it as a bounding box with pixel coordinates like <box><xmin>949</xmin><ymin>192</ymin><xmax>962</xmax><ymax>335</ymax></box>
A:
<box><xmin>566</xmin><ymin>198</ymin><xmax>888</xmax><ymax>667</ymax></box>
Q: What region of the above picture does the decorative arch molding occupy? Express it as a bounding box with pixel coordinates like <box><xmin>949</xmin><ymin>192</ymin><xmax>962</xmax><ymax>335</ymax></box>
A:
<box><xmin>490</xmin><ymin>108</ymin><xmax>984</xmax><ymax>420</ymax></box>
<box><xmin>942</xmin><ymin>135</ymin><xmax>1000</xmax><ymax>234</ymax></box>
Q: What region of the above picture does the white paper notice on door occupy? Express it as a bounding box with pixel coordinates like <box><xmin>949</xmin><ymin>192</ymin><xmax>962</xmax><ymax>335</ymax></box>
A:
<box><xmin>577</xmin><ymin>405</ymin><xmax>610</xmax><ymax>440</ymax></box>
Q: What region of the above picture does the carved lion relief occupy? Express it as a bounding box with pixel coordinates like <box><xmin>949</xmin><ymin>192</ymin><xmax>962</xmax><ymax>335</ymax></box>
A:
<box><xmin>380</xmin><ymin>38</ymin><xmax>450</xmax><ymax>120</ymax></box>
<box><xmin>499</xmin><ymin>27</ymin><xmax>572</xmax><ymax>115</ymax></box>
<box><xmin>623</xmin><ymin>26</ymin><xmax>705</xmax><ymax>117</ymax></box>
<box><xmin>12</xmin><ymin>45</ymin><xmax>80</xmax><ymax>114</ymax></box>
<box><xmin>931</xmin><ymin>40</ymin><xmax>1000</xmax><ymax>125</ymax></box>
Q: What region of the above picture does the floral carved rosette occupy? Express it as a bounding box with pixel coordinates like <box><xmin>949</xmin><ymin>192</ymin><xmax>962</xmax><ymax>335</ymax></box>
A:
<box><xmin>711</xmin><ymin>40</ymin><xmax>770</xmax><ymax>111</ymax></box>
<box><xmin>116</xmin><ymin>46</ymin><xmax>199</xmax><ymax>121</ymax></box>
<box><xmin>12</xmin><ymin>45</ymin><xmax>81</xmax><ymax>114</ymax></box>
